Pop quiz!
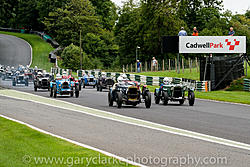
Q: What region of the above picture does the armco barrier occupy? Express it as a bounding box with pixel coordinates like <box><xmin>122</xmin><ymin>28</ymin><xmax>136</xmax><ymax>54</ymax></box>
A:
<box><xmin>76</xmin><ymin>70</ymin><xmax>211</xmax><ymax>92</ymax></box>
<box><xmin>243</xmin><ymin>78</ymin><xmax>250</xmax><ymax>91</ymax></box>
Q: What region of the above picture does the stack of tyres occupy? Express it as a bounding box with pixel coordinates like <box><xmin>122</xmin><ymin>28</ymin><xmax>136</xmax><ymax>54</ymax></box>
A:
<box><xmin>243</xmin><ymin>79</ymin><xmax>250</xmax><ymax>91</ymax></box>
<box><xmin>146</xmin><ymin>77</ymin><xmax>153</xmax><ymax>85</ymax></box>
<box><xmin>159</xmin><ymin>77</ymin><xmax>164</xmax><ymax>86</ymax></box>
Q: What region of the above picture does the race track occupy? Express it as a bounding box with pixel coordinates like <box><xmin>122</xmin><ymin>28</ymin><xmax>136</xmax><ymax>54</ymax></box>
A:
<box><xmin>0</xmin><ymin>34</ymin><xmax>31</xmax><ymax>67</ymax></box>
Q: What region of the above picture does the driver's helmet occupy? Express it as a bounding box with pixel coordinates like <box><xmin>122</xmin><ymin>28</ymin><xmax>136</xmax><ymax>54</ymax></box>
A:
<box><xmin>62</xmin><ymin>71</ymin><xmax>67</xmax><ymax>77</ymax></box>
<box><xmin>24</xmin><ymin>70</ymin><xmax>28</xmax><ymax>73</ymax></box>
<box><xmin>37</xmin><ymin>72</ymin><xmax>43</xmax><ymax>76</ymax></box>
<box><xmin>16</xmin><ymin>71</ymin><xmax>20</xmax><ymax>75</ymax></box>
<box><xmin>56</xmin><ymin>73</ymin><xmax>61</xmax><ymax>79</ymax></box>
<box><xmin>117</xmin><ymin>76</ymin><xmax>124</xmax><ymax>83</ymax></box>
<box><xmin>11</xmin><ymin>66</ymin><xmax>15</xmax><ymax>70</ymax></box>
<box><xmin>34</xmin><ymin>66</ymin><xmax>38</xmax><ymax>70</ymax></box>
<box><xmin>101</xmin><ymin>72</ymin><xmax>106</xmax><ymax>77</ymax></box>
<box><xmin>121</xmin><ymin>73</ymin><xmax>127</xmax><ymax>80</ymax></box>
<box><xmin>163</xmin><ymin>77</ymin><xmax>172</xmax><ymax>85</ymax></box>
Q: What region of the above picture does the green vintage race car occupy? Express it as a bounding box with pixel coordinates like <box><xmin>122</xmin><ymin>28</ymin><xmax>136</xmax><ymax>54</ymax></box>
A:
<box><xmin>154</xmin><ymin>77</ymin><xmax>195</xmax><ymax>106</ymax></box>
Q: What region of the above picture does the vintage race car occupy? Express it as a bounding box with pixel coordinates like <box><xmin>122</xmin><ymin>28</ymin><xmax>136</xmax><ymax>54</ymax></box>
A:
<box><xmin>0</xmin><ymin>66</ymin><xmax>4</xmax><ymax>77</ymax></box>
<box><xmin>34</xmin><ymin>73</ymin><xmax>52</xmax><ymax>91</ymax></box>
<box><xmin>81</xmin><ymin>74</ymin><xmax>97</xmax><ymax>88</ymax></box>
<box><xmin>154</xmin><ymin>78</ymin><xmax>195</xmax><ymax>106</ymax></box>
<box><xmin>50</xmin><ymin>78</ymin><xmax>79</xmax><ymax>98</ymax></box>
<box><xmin>2</xmin><ymin>70</ymin><xmax>13</xmax><ymax>80</ymax></box>
<box><xmin>24</xmin><ymin>69</ymin><xmax>34</xmax><ymax>82</ymax></box>
<box><xmin>12</xmin><ymin>72</ymin><xmax>29</xmax><ymax>86</ymax></box>
<box><xmin>96</xmin><ymin>76</ymin><xmax>115</xmax><ymax>91</ymax></box>
<box><xmin>108</xmin><ymin>80</ymin><xmax>151</xmax><ymax>108</ymax></box>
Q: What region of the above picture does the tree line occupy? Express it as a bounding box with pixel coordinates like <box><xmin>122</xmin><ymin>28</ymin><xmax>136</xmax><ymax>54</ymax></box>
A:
<box><xmin>0</xmin><ymin>0</ymin><xmax>249</xmax><ymax>71</ymax></box>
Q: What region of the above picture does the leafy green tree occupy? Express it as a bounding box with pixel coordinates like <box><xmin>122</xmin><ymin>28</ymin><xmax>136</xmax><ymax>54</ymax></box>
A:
<box><xmin>61</xmin><ymin>43</ymin><xmax>82</xmax><ymax>71</ymax></box>
<box><xmin>44</xmin><ymin>0</ymin><xmax>100</xmax><ymax>47</ymax></box>
<box><xmin>90</xmin><ymin>0</ymin><xmax>118</xmax><ymax>31</ymax></box>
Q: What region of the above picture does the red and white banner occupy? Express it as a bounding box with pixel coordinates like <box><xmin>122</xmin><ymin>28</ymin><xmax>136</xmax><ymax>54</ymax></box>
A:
<box><xmin>179</xmin><ymin>36</ymin><xmax>246</xmax><ymax>53</ymax></box>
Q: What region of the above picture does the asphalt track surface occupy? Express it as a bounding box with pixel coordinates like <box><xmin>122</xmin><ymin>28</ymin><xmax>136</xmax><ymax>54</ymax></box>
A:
<box><xmin>2</xmin><ymin>82</ymin><xmax>249</xmax><ymax>145</ymax></box>
<box><xmin>0</xmin><ymin>85</ymin><xmax>250</xmax><ymax>166</ymax></box>
<box><xmin>0</xmin><ymin>34</ymin><xmax>31</xmax><ymax>67</ymax></box>
<box><xmin>1</xmin><ymin>35</ymin><xmax>250</xmax><ymax>166</ymax></box>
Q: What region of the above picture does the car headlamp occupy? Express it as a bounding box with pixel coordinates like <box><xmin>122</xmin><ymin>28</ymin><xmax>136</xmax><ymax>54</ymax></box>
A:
<box><xmin>59</xmin><ymin>84</ymin><xmax>61</xmax><ymax>87</ymax></box>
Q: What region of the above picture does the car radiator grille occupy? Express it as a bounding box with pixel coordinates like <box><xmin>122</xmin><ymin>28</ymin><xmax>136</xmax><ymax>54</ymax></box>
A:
<box><xmin>106</xmin><ymin>79</ymin><xmax>114</xmax><ymax>85</ymax></box>
<box><xmin>62</xmin><ymin>82</ymin><xmax>69</xmax><ymax>89</ymax></box>
<box><xmin>127</xmin><ymin>87</ymin><xmax>138</xmax><ymax>99</ymax></box>
<box><xmin>42</xmin><ymin>79</ymin><xmax>48</xmax><ymax>86</ymax></box>
<box><xmin>173</xmin><ymin>87</ymin><xmax>182</xmax><ymax>97</ymax></box>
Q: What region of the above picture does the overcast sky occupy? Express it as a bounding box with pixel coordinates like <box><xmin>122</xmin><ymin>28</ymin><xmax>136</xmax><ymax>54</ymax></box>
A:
<box><xmin>111</xmin><ymin>0</ymin><xmax>250</xmax><ymax>14</ymax></box>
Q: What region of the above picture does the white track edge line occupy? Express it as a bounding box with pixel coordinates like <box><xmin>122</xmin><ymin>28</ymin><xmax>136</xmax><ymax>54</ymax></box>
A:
<box><xmin>0</xmin><ymin>114</ymin><xmax>145</xmax><ymax>167</ymax></box>
<box><xmin>1</xmin><ymin>91</ymin><xmax>250</xmax><ymax>151</ymax></box>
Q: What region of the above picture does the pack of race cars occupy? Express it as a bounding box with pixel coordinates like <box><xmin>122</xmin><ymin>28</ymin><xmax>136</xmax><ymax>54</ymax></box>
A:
<box><xmin>0</xmin><ymin>64</ymin><xmax>195</xmax><ymax>108</ymax></box>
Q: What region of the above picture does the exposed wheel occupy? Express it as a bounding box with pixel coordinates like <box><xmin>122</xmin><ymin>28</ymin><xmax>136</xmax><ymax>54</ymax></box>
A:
<box><xmin>145</xmin><ymin>91</ymin><xmax>151</xmax><ymax>108</ymax></box>
<box><xmin>50</xmin><ymin>86</ymin><xmax>53</xmax><ymax>97</ymax></box>
<box><xmin>2</xmin><ymin>76</ymin><xmax>5</xmax><ymax>80</ymax></box>
<box><xmin>116</xmin><ymin>92</ymin><xmax>122</xmax><ymax>108</ymax></box>
<box><xmin>34</xmin><ymin>83</ymin><xmax>37</xmax><ymax>92</ymax></box>
<box><xmin>132</xmin><ymin>103</ymin><xmax>137</xmax><ymax>107</ymax></box>
<box><xmin>82</xmin><ymin>83</ymin><xmax>85</xmax><ymax>88</ymax></box>
<box><xmin>179</xmin><ymin>99</ymin><xmax>184</xmax><ymax>105</ymax></box>
<box><xmin>99</xmin><ymin>86</ymin><xmax>102</xmax><ymax>92</ymax></box>
<box><xmin>108</xmin><ymin>92</ymin><xmax>113</xmax><ymax>106</ymax></box>
<box><xmin>79</xmin><ymin>83</ymin><xmax>81</xmax><ymax>91</ymax></box>
<box><xmin>188</xmin><ymin>91</ymin><xmax>195</xmax><ymax>106</ymax></box>
<box><xmin>97</xmin><ymin>84</ymin><xmax>99</xmax><ymax>91</ymax></box>
<box><xmin>154</xmin><ymin>89</ymin><xmax>160</xmax><ymax>104</ymax></box>
<box><xmin>75</xmin><ymin>85</ymin><xmax>79</xmax><ymax>98</ymax></box>
<box><xmin>25</xmin><ymin>79</ymin><xmax>29</xmax><ymax>86</ymax></box>
<box><xmin>93</xmin><ymin>85</ymin><xmax>95</xmax><ymax>88</ymax></box>
<box><xmin>12</xmin><ymin>79</ymin><xmax>16</xmax><ymax>86</ymax></box>
<box><xmin>53</xmin><ymin>85</ymin><xmax>57</xmax><ymax>98</ymax></box>
<box><xmin>163</xmin><ymin>91</ymin><xmax>169</xmax><ymax>105</ymax></box>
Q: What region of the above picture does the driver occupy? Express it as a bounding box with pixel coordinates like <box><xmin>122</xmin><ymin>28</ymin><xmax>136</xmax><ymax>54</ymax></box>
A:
<box><xmin>101</xmin><ymin>72</ymin><xmax>106</xmax><ymax>78</ymax></box>
<box><xmin>37</xmin><ymin>72</ymin><xmax>43</xmax><ymax>78</ymax></box>
<box><xmin>163</xmin><ymin>77</ymin><xmax>172</xmax><ymax>85</ymax></box>
<box><xmin>62</xmin><ymin>71</ymin><xmax>68</xmax><ymax>79</ymax></box>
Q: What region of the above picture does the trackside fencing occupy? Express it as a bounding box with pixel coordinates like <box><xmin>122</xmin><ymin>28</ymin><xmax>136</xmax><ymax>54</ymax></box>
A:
<box><xmin>243</xmin><ymin>78</ymin><xmax>250</xmax><ymax>91</ymax></box>
<box><xmin>76</xmin><ymin>69</ymin><xmax>211</xmax><ymax>92</ymax></box>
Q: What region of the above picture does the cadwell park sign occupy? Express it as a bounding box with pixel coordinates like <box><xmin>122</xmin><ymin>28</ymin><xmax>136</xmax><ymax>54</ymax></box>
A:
<box><xmin>179</xmin><ymin>36</ymin><xmax>246</xmax><ymax>54</ymax></box>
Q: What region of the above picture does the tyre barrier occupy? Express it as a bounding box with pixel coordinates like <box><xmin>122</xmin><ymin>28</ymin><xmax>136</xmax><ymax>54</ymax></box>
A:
<box><xmin>79</xmin><ymin>70</ymin><xmax>211</xmax><ymax>92</ymax></box>
<box><xmin>243</xmin><ymin>79</ymin><xmax>250</xmax><ymax>92</ymax></box>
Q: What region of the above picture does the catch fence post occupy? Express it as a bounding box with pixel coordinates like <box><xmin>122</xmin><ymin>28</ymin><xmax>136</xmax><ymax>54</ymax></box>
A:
<box><xmin>168</xmin><ymin>59</ymin><xmax>171</xmax><ymax>72</ymax></box>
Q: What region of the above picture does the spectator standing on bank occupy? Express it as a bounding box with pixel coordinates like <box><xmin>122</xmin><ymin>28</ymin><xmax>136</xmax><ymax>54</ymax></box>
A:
<box><xmin>152</xmin><ymin>57</ymin><xmax>158</xmax><ymax>71</ymax></box>
<box><xmin>178</xmin><ymin>27</ymin><xmax>187</xmax><ymax>36</ymax></box>
<box><xmin>137</xmin><ymin>60</ymin><xmax>141</xmax><ymax>73</ymax></box>
<box><xmin>192</xmin><ymin>27</ymin><xmax>199</xmax><ymax>36</ymax></box>
<box><xmin>228</xmin><ymin>27</ymin><xmax>235</xmax><ymax>36</ymax></box>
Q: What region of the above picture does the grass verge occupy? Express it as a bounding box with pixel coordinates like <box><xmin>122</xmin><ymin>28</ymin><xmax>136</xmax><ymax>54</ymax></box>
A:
<box><xmin>0</xmin><ymin>116</ymin><xmax>133</xmax><ymax>167</ymax></box>
<box><xmin>195</xmin><ymin>91</ymin><xmax>250</xmax><ymax>104</ymax></box>
<box><xmin>0</xmin><ymin>31</ymin><xmax>54</xmax><ymax>71</ymax></box>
